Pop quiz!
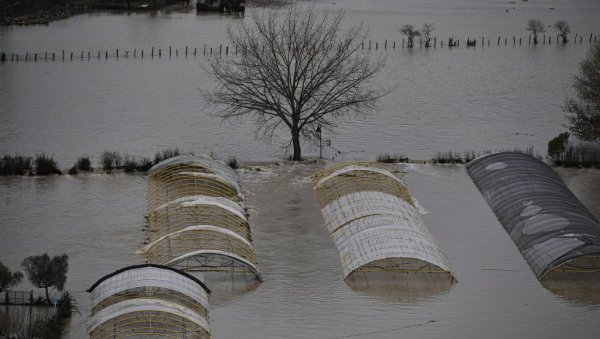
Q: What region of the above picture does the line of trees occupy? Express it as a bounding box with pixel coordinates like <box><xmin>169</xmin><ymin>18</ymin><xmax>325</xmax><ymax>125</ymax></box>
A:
<box><xmin>527</xmin><ymin>19</ymin><xmax>572</xmax><ymax>44</ymax></box>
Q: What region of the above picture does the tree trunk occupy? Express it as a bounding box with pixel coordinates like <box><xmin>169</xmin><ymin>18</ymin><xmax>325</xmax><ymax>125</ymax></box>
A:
<box><xmin>291</xmin><ymin>130</ymin><xmax>302</xmax><ymax>161</ymax></box>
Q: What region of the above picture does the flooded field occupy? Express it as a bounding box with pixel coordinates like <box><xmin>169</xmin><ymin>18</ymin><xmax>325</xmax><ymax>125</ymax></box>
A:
<box><xmin>1</xmin><ymin>0</ymin><xmax>600</xmax><ymax>165</ymax></box>
<box><xmin>1</xmin><ymin>0</ymin><xmax>599</xmax><ymax>337</ymax></box>
<box><xmin>0</xmin><ymin>163</ymin><xmax>598</xmax><ymax>338</ymax></box>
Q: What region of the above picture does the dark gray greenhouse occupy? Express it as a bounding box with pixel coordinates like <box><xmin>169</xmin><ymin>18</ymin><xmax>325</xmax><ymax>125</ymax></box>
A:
<box><xmin>467</xmin><ymin>152</ymin><xmax>600</xmax><ymax>280</ymax></box>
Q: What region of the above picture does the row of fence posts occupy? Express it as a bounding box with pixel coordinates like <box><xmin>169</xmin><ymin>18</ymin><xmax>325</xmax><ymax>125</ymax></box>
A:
<box><xmin>1</xmin><ymin>33</ymin><xmax>597</xmax><ymax>63</ymax></box>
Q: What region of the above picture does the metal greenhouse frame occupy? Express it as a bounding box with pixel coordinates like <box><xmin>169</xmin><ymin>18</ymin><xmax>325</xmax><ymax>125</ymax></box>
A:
<box><xmin>140</xmin><ymin>155</ymin><xmax>261</xmax><ymax>279</ymax></box>
<box><xmin>87</xmin><ymin>264</ymin><xmax>211</xmax><ymax>338</ymax></box>
<box><xmin>467</xmin><ymin>152</ymin><xmax>600</xmax><ymax>279</ymax></box>
<box><xmin>314</xmin><ymin>162</ymin><xmax>454</xmax><ymax>279</ymax></box>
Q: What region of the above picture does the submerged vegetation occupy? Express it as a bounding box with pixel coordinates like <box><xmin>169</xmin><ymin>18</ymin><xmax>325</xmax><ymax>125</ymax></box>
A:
<box><xmin>548</xmin><ymin>133</ymin><xmax>600</xmax><ymax>168</ymax></box>
<box><xmin>0</xmin><ymin>154</ymin><xmax>32</xmax><ymax>175</ymax></box>
<box><xmin>376</xmin><ymin>153</ymin><xmax>409</xmax><ymax>163</ymax></box>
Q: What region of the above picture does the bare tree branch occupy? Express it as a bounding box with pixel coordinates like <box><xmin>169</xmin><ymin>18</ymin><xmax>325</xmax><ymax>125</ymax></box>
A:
<box><xmin>202</xmin><ymin>6</ymin><xmax>390</xmax><ymax>160</ymax></box>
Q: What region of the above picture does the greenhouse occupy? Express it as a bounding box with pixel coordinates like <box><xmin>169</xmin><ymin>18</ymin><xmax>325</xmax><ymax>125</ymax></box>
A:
<box><xmin>87</xmin><ymin>264</ymin><xmax>211</xmax><ymax>338</ymax></box>
<box><xmin>467</xmin><ymin>152</ymin><xmax>600</xmax><ymax>279</ymax></box>
<box><xmin>313</xmin><ymin>162</ymin><xmax>454</xmax><ymax>279</ymax></box>
<box><xmin>140</xmin><ymin>155</ymin><xmax>261</xmax><ymax>279</ymax></box>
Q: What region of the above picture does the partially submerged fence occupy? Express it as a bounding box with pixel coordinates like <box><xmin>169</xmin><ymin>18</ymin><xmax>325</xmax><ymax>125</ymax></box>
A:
<box><xmin>0</xmin><ymin>290</ymin><xmax>46</xmax><ymax>305</ymax></box>
<box><xmin>0</xmin><ymin>33</ymin><xmax>597</xmax><ymax>63</ymax></box>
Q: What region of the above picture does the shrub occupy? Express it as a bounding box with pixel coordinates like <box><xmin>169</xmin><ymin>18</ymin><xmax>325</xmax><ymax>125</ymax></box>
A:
<box><xmin>227</xmin><ymin>156</ymin><xmax>239</xmax><ymax>169</ymax></box>
<box><xmin>137</xmin><ymin>157</ymin><xmax>154</xmax><ymax>172</ymax></box>
<box><xmin>34</xmin><ymin>154</ymin><xmax>62</xmax><ymax>175</ymax></box>
<box><xmin>100</xmin><ymin>151</ymin><xmax>122</xmax><ymax>171</ymax></box>
<box><xmin>432</xmin><ymin>151</ymin><xmax>463</xmax><ymax>164</ymax></box>
<box><xmin>68</xmin><ymin>156</ymin><xmax>93</xmax><ymax>175</ymax></box>
<box><xmin>57</xmin><ymin>291</ymin><xmax>78</xmax><ymax>319</ymax></box>
<box><xmin>548</xmin><ymin>132</ymin><xmax>570</xmax><ymax>162</ymax></box>
<box><xmin>75</xmin><ymin>157</ymin><xmax>92</xmax><ymax>171</ymax></box>
<box><xmin>0</xmin><ymin>154</ymin><xmax>33</xmax><ymax>175</ymax></box>
<box><xmin>153</xmin><ymin>148</ymin><xmax>180</xmax><ymax>165</ymax></box>
<box><xmin>376</xmin><ymin>153</ymin><xmax>408</xmax><ymax>163</ymax></box>
<box><xmin>123</xmin><ymin>154</ymin><xmax>137</xmax><ymax>173</ymax></box>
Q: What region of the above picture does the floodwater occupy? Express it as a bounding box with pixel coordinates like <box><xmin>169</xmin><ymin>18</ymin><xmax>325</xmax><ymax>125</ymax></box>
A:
<box><xmin>1</xmin><ymin>0</ymin><xmax>600</xmax><ymax>338</ymax></box>
<box><xmin>0</xmin><ymin>163</ymin><xmax>599</xmax><ymax>338</ymax></box>
<box><xmin>1</xmin><ymin>0</ymin><xmax>600</xmax><ymax>165</ymax></box>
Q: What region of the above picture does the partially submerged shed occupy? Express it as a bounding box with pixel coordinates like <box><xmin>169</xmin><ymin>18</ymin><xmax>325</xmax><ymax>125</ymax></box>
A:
<box><xmin>467</xmin><ymin>152</ymin><xmax>600</xmax><ymax>279</ymax></box>
<box><xmin>87</xmin><ymin>264</ymin><xmax>211</xmax><ymax>338</ymax></box>
<box><xmin>313</xmin><ymin>162</ymin><xmax>454</xmax><ymax>280</ymax></box>
<box><xmin>140</xmin><ymin>155</ymin><xmax>260</xmax><ymax>279</ymax></box>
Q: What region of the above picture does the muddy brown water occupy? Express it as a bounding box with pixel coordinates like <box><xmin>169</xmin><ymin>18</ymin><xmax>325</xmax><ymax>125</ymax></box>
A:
<box><xmin>0</xmin><ymin>162</ymin><xmax>598</xmax><ymax>338</ymax></box>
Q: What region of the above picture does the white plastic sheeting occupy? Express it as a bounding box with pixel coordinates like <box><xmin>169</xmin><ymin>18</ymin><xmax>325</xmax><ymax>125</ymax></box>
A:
<box><xmin>87</xmin><ymin>265</ymin><xmax>210</xmax><ymax>337</ymax></box>
<box><xmin>145</xmin><ymin>156</ymin><xmax>261</xmax><ymax>278</ymax></box>
<box><xmin>315</xmin><ymin>163</ymin><xmax>453</xmax><ymax>279</ymax></box>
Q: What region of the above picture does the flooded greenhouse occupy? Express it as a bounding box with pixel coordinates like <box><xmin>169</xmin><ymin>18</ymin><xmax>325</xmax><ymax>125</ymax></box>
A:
<box><xmin>139</xmin><ymin>155</ymin><xmax>260</xmax><ymax>279</ymax></box>
<box><xmin>87</xmin><ymin>264</ymin><xmax>211</xmax><ymax>338</ymax></box>
<box><xmin>467</xmin><ymin>152</ymin><xmax>600</xmax><ymax>280</ymax></box>
<box><xmin>313</xmin><ymin>162</ymin><xmax>454</xmax><ymax>280</ymax></box>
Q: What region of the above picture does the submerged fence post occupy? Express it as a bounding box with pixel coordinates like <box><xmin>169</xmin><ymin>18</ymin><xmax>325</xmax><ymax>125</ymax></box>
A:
<box><xmin>185</xmin><ymin>45</ymin><xmax>188</xmax><ymax>56</ymax></box>
<box><xmin>369</xmin><ymin>40</ymin><xmax>371</xmax><ymax>50</ymax></box>
<box><xmin>384</xmin><ymin>40</ymin><xmax>387</xmax><ymax>49</ymax></box>
<box><xmin>528</xmin><ymin>35</ymin><xmax>531</xmax><ymax>45</ymax></box>
<box><xmin>220</xmin><ymin>44</ymin><xmax>222</xmax><ymax>55</ymax></box>
<box><xmin>433</xmin><ymin>37</ymin><xmax>436</xmax><ymax>47</ymax></box>
<box><xmin>152</xmin><ymin>46</ymin><xmax>154</xmax><ymax>57</ymax></box>
<box><xmin>497</xmin><ymin>36</ymin><xmax>501</xmax><ymax>45</ymax></box>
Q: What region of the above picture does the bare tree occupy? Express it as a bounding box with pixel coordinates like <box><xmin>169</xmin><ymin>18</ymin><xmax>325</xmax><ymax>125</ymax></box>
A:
<box><xmin>400</xmin><ymin>24</ymin><xmax>421</xmax><ymax>48</ymax></box>
<box><xmin>421</xmin><ymin>23</ymin><xmax>434</xmax><ymax>47</ymax></box>
<box><xmin>203</xmin><ymin>7</ymin><xmax>388</xmax><ymax>160</ymax></box>
<box><xmin>554</xmin><ymin>20</ymin><xmax>571</xmax><ymax>43</ymax></box>
<box><xmin>564</xmin><ymin>43</ymin><xmax>600</xmax><ymax>141</ymax></box>
<box><xmin>526</xmin><ymin>19</ymin><xmax>545</xmax><ymax>44</ymax></box>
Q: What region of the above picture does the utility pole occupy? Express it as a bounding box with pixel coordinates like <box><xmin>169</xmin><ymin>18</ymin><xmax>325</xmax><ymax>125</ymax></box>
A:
<box><xmin>317</xmin><ymin>125</ymin><xmax>322</xmax><ymax>159</ymax></box>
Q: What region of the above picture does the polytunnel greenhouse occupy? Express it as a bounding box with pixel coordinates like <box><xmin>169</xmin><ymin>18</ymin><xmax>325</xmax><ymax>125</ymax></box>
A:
<box><xmin>87</xmin><ymin>264</ymin><xmax>211</xmax><ymax>338</ymax></box>
<box><xmin>140</xmin><ymin>155</ymin><xmax>261</xmax><ymax>279</ymax></box>
<box><xmin>313</xmin><ymin>162</ymin><xmax>454</xmax><ymax>279</ymax></box>
<box><xmin>467</xmin><ymin>152</ymin><xmax>600</xmax><ymax>279</ymax></box>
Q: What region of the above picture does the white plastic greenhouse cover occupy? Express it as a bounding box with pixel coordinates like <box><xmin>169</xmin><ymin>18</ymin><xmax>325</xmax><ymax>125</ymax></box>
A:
<box><xmin>145</xmin><ymin>156</ymin><xmax>261</xmax><ymax>279</ymax></box>
<box><xmin>149</xmin><ymin>155</ymin><xmax>240</xmax><ymax>188</ymax></box>
<box><xmin>467</xmin><ymin>152</ymin><xmax>600</xmax><ymax>279</ymax></box>
<box><xmin>87</xmin><ymin>264</ymin><xmax>210</xmax><ymax>336</ymax></box>
<box><xmin>315</xmin><ymin>163</ymin><xmax>453</xmax><ymax>278</ymax></box>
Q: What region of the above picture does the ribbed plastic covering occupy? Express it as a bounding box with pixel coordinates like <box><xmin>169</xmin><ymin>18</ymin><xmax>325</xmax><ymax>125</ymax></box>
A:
<box><xmin>467</xmin><ymin>152</ymin><xmax>600</xmax><ymax>279</ymax></box>
<box><xmin>141</xmin><ymin>155</ymin><xmax>261</xmax><ymax>279</ymax></box>
<box><xmin>314</xmin><ymin>162</ymin><xmax>454</xmax><ymax>279</ymax></box>
<box><xmin>87</xmin><ymin>265</ymin><xmax>211</xmax><ymax>338</ymax></box>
